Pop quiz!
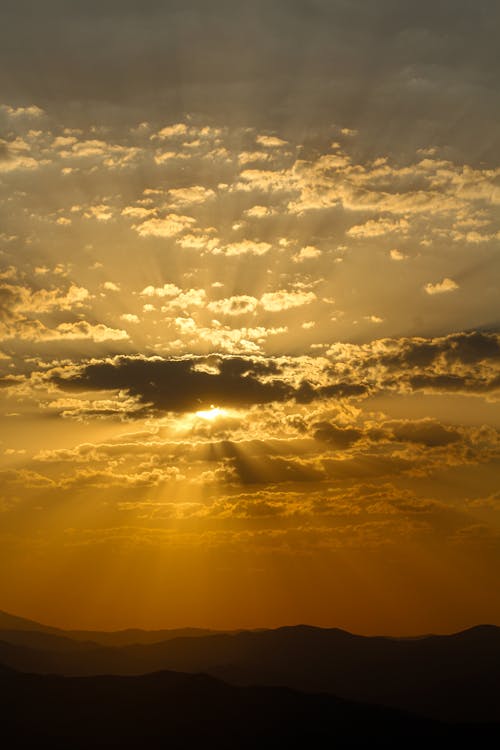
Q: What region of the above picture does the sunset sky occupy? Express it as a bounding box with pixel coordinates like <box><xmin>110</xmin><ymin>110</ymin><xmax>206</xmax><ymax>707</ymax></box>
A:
<box><xmin>0</xmin><ymin>1</ymin><xmax>499</xmax><ymax>634</ymax></box>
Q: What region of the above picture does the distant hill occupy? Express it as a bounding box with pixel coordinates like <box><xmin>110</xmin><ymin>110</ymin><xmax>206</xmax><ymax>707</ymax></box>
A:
<box><xmin>0</xmin><ymin>610</ymin><xmax>60</xmax><ymax>635</ymax></box>
<box><xmin>0</xmin><ymin>665</ymin><xmax>497</xmax><ymax>748</ymax></box>
<box><xmin>0</xmin><ymin>609</ymin><xmax>217</xmax><ymax>646</ymax></box>
<box><xmin>0</xmin><ymin>611</ymin><xmax>499</xmax><ymax>723</ymax></box>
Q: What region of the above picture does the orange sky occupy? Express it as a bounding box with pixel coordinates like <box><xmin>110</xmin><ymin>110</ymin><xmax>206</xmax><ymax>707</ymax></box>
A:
<box><xmin>0</xmin><ymin>1</ymin><xmax>499</xmax><ymax>633</ymax></box>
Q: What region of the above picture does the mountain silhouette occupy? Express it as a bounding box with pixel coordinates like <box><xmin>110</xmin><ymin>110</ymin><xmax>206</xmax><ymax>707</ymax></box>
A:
<box><xmin>0</xmin><ymin>611</ymin><xmax>499</xmax><ymax>723</ymax></box>
<box><xmin>0</xmin><ymin>664</ymin><xmax>498</xmax><ymax>748</ymax></box>
<box><xmin>0</xmin><ymin>609</ymin><xmax>217</xmax><ymax>646</ymax></box>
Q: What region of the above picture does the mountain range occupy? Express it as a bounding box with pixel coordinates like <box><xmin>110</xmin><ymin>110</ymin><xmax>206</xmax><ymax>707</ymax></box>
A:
<box><xmin>0</xmin><ymin>610</ymin><xmax>499</xmax><ymax>725</ymax></box>
<box><xmin>1</xmin><ymin>662</ymin><xmax>499</xmax><ymax>748</ymax></box>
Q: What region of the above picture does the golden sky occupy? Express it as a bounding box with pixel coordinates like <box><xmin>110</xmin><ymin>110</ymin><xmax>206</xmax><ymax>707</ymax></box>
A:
<box><xmin>0</xmin><ymin>1</ymin><xmax>499</xmax><ymax>633</ymax></box>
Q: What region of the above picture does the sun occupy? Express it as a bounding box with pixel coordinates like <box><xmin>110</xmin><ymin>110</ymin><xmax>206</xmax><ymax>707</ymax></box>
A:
<box><xmin>195</xmin><ymin>405</ymin><xmax>227</xmax><ymax>421</ymax></box>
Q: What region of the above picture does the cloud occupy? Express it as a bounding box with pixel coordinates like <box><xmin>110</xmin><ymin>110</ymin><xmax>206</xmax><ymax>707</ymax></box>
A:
<box><xmin>171</xmin><ymin>320</ymin><xmax>288</xmax><ymax>353</ymax></box>
<box><xmin>218</xmin><ymin>240</ymin><xmax>272</xmax><ymax>256</ymax></box>
<box><xmin>36</xmin><ymin>321</ymin><xmax>129</xmax><ymax>343</ymax></box>
<box><xmin>133</xmin><ymin>215</ymin><xmax>196</xmax><ymax>238</ymax></box>
<box><xmin>313</xmin><ymin>422</ymin><xmax>363</xmax><ymax>448</ymax></box>
<box><xmin>103</xmin><ymin>281</ymin><xmax>120</xmax><ymax>292</ymax></box>
<box><xmin>386</xmin><ymin>419</ymin><xmax>460</xmax><ymax>447</ymax></box>
<box><xmin>424</xmin><ymin>278</ymin><xmax>459</xmax><ymax>295</ymax></box>
<box><xmin>139</xmin><ymin>283</ymin><xmax>206</xmax><ymax>311</ymax></box>
<box><xmin>208</xmin><ymin>295</ymin><xmax>259</xmax><ymax>316</ymax></box>
<box><xmin>50</xmin><ymin>355</ymin><xmax>294</xmax><ymax>413</ymax></box>
<box><xmin>0</xmin><ymin>104</ymin><xmax>45</xmax><ymax>119</ymax></box>
<box><xmin>161</xmin><ymin>289</ymin><xmax>206</xmax><ymax>310</ymax></box>
<box><xmin>154</xmin><ymin>123</ymin><xmax>187</xmax><ymax>138</ymax></box>
<box><xmin>244</xmin><ymin>205</ymin><xmax>275</xmax><ymax>218</ymax></box>
<box><xmin>8</xmin><ymin>331</ymin><xmax>500</xmax><ymax>414</ymax></box>
<box><xmin>0</xmin><ymin>283</ymin><xmax>98</xmax><ymax>342</ymax></box>
<box><xmin>0</xmin><ymin>140</ymin><xmax>39</xmax><ymax>173</ymax></box>
<box><xmin>326</xmin><ymin>331</ymin><xmax>500</xmax><ymax>397</ymax></box>
<box><xmin>293</xmin><ymin>246</ymin><xmax>322</xmax><ymax>262</ymax></box>
<box><xmin>167</xmin><ymin>185</ymin><xmax>216</xmax><ymax>206</ymax></box>
<box><xmin>121</xmin><ymin>206</ymin><xmax>155</xmax><ymax>219</ymax></box>
<box><xmin>120</xmin><ymin>313</ymin><xmax>140</xmax><ymax>323</ymax></box>
<box><xmin>389</xmin><ymin>249</ymin><xmax>406</xmax><ymax>260</ymax></box>
<box><xmin>347</xmin><ymin>218</ymin><xmax>410</xmax><ymax>238</ymax></box>
<box><xmin>255</xmin><ymin>135</ymin><xmax>288</xmax><ymax>148</ymax></box>
<box><xmin>260</xmin><ymin>290</ymin><xmax>317</xmax><ymax>311</ymax></box>
<box><xmin>140</xmin><ymin>284</ymin><xmax>183</xmax><ymax>298</ymax></box>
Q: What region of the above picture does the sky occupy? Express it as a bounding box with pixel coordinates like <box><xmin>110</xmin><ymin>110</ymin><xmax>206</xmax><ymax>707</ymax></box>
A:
<box><xmin>0</xmin><ymin>0</ymin><xmax>499</xmax><ymax>634</ymax></box>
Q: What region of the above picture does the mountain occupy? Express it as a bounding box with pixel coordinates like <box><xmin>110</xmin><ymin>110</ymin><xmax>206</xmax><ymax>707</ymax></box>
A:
<box><xmin>0</xmin><ymin>609</ymin><xmax>216</xmax><ymax>646</ymax></box>
<box><xmin>0</xmin><ymin>665</ymin><xmax>497</xmax><ymax>748</ymax></box>
<box><xmin>0</xmin><ymin>612</ymin><xmax>499</xmax><ymax>723</ymax></box>
<box><xmin>0</xmin><ymin>609</ymin><xmax>61</xmax><ymax>635</ymax></box>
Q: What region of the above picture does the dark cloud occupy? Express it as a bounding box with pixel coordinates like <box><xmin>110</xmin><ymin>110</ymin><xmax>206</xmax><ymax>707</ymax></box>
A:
<box><xmin>313</xmin><ymin>417</ymin><xmax>460</xmax><ymax>450</ymax></box>
<box><xmin>48</xmin><ymin>354</ymin><xmax>372</xmax><ymax>414</ymax></box>
<box><xmin>386</xmin><ymin>420</ymin><xmax>460</xmax><ymax>447</ymax></box>
<box><xmin>361</xmin><ymin>332</ymin><xmax>500</xmax><ymax>395</ymax></box>
<box><xmin>379</xmin><ymin>332</ymin><xmax>500</xmax><ymax>371</ymax></box>
<box><xmin>295</xmin><ymin>381</ymin><xmax>368</xmax><ymax>403</ymax></box>
<box><xmin>51</xmin><ymin>356</ymin><xmax>292</xmax><ymax>412</ymax></box>
<box><xmin>408</xmin><ymin>374</ymin><xmax>470</xmax><ymax>392</ymax></box>
<box><xmin>444</xmin><ymin>332</ymin><xmax>500</xmax><ymax>364</ymax></box>
<box><xmin>40</xmin><ymin>329</ymin><xmax>500</xmax><ymax>416</ymax></box>
<box><xmin>313</xmin><ymin>421</ymin><xmax>363</xmax><ymax>448</ymax></box>
<box><xmin>318</xmin><ymin>383</ymin><xmax>369</xmax><ymax>399</ymax></box>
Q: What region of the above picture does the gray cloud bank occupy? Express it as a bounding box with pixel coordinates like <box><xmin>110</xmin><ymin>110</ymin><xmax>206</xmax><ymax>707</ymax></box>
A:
<box><xmin>45</xmin><ymin>331</ymin><xmax>500</xmax><ymax>416</ymax></box>
<box><xmin>1</xmin><ymin>1</ymin><xmax>499</xmax><ymax>160</ymax></box>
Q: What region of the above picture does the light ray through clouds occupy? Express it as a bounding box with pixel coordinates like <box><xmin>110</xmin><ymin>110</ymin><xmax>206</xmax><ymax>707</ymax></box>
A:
<box><xmin>0</xmin><ymin>0</ymin><xmax>499</xmax><ymax>633</ymax></box>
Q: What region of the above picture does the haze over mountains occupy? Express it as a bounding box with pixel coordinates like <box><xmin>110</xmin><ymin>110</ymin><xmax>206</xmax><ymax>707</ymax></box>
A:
<box><xmin>1</xmin><ymin>610</ymin><xmax>499</xmax><ymax>726</ymax></box>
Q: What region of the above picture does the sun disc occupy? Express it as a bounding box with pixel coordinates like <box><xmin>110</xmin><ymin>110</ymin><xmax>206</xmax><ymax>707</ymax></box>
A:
<box><xmin>195</xmin><ymin>406</ymin><xmax>227</xmax><ymax>421</ymax></box>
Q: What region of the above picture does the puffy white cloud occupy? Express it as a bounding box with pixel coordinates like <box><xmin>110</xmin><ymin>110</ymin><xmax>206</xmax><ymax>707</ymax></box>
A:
<box><xmin>83</xmin><ymin>204</ymin><xmax>113</xmax><ymax>221</ymax></box>
<box><xmin>293</xmin><ymin>246</ymin><xmax>322</xmax><ymax>262</ymax></box>
<box><xmin>103</xmin><ymin>281</ymin><xmax>120</xmax><ymax>292</ymax></box>
<box><xmin>177</xmin><ymin>234</ymin><xmax>220</xmax><ymax>251</ymax></box>
<box><xmin>347</xmin><ymin>218</ymin><xmax>410</xmax><ymax>238</ymax></box>
<box><xmin>244</xmin><ymin>205</ymin><xmax>275</xmax><ymax>218</ymax></box>
<box><xmin>0</xmin><ymin>104</ymin><xmax>45</xmax><ymax>119</ymax></box>
<box><xmin>121</xmin><ymin>206</ymin><xmax>155</xmax><ymax>219</ymax></box>
<box><xmin>260</xmin><ymin>290</ymin><xmax>317</xmax><ymax>311</ymax></box>
<box><xmin>139</xmin><ymin>283</ymin><xmax>206</xmax><ymax>310</ymax></box>
<box><xmin>1</xmin><ymin>283</ymin><xmax>90</xmax><ymax>315</ymax></box>
<box><xmin>133</xmin><ymin>214</ymin><xmax>195</xmax><ymax>238</ymax></box>
<box><xmin>161</xmin><ymin>289</ymin><xmax>206</xmax><ymax>310</ymax></box>
<box><xmin>218</xmin><ymin>240</ymin><xmax>272</xmax><ymax>256</ymax></box>
<box><xmin>120</xmin><ymin>314</ymin><xmax>140</xmax><ymax>323</ymax></box>
<box><xmin>167</xmin><ymin>185</ymin><xmax>215</xmax><ymax>206</ymax></box>
<box><xmin>256</xmin><ymin>135</ymin><xmax>288</xmax><ymax>148</ymax></box>
<box><xmin>389</xmin><ymin>248</ymin><xmax>406</xmax><ymax>260</ymax></box>
<box><xmin>140</xmin><ymin>283</ymin><xmax>182</xmax><ymax>298</ymax></box>
<box><xmin>0</xmin><ymin>137</ymin><xmax>39</xmax><ymax>172</ymax></box>
<box><xmin>424</xmin><ymin>278</ymin><xmax>459</xmax><ymax>295</ymax></box>
<box><xmin>153</xmin><ymin>123</ymin><xmax>188</xmax><ymax>139</ymax></box>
